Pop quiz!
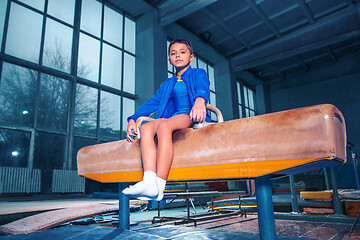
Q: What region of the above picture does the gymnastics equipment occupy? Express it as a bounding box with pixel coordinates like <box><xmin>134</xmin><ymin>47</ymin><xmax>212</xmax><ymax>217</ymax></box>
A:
<box><xmin>77</xmin><ymin>104</ymin><xmax>346</xmax><ymax>240</ymax></box>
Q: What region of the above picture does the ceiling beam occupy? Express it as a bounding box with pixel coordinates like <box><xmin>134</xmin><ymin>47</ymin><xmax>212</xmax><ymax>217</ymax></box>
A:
<box><xmin>159</xmin><ymin>0</ymin><xmax>218</xmax><ymax>27</ymax></box>
<box><xmin>296</xmin><ymin>0</ymin><xmax>314</xmax><ymax>24</ymax></box>
<box><xmin>224</xmin><ymin>7</ymin><xmax>250</xmax><ymax>22</ymax></box>
<box><xmin>326</xmin><ymin>46</ymin><xmax>337</xmax><ymax>63</ymax></box>
<box><xmin>110</xmin><ymin>0</ymin><xmax>154</xmax><ymax>17</ymax></box>
<box><xmin>297</xmin><ymin>55</ymin><xmax>310</xmax><ymax>72</ymax></box>
<box><xmin>231</xmin><ymin>5</ymin><xmax>360</xmax><ymax>71</ymax></box>
<box><xmin>268</xmin><ymin>63</ymin><xmax>285</xmax><ymax>79</ymax></box>
<box><xmin>198</xmin><ymin>7</ymin><xmax>249</xmax><ymax>36</ymax></box>
<box><xmin>244</xmin><ymin>0</ymin><xmax>280</xmax><ymax>37</ymax></box>
<box><xmin>235</xmin><ymin>71</ymin><xmax>264</xmax><ymax>85</ymax></box>
<box><xmin>345</xmin><ymin>0</ymin><xmax>354</xmax><ymax>7</ymax></box>
<box><xmin>157</xmin><ymin>0</ymin><xmax>175</xmax><ymax>8</ymax></box>
<box><xmin>202</xmin><ymin>8</ymin><xmax>251</xmax><ymax>49</ymax></box>
<box><xmin>212</xmin><ymin>35</ymin><xmax>232</xmax><ymax>46</ymax></box>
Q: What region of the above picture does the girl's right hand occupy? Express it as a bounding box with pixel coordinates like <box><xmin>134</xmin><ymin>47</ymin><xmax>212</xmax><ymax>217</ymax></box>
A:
<box><xmin>127</xmin><ymin>119</ymin><xmax>137</xmax><ymax>142</ymax></box>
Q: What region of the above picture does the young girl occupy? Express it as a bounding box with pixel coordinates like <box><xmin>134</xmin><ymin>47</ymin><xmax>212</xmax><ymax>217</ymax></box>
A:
<box><xmin>123</xmin><ymin>39</ymin><xmax>210</xmax><ymax>201</ymax></box>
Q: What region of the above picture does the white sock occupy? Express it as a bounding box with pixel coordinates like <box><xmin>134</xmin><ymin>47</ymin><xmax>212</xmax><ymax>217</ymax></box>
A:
<box><xmin>138</xmin><ymin>177</ymin><xmax>167</xmax><ymax>201</ymax></box>
<box><xmin>122</xmin><ymin>171</ymin><xmax>158</xmax><ymax>198</ymax></box>
<box><xmin>155</xmin><ymin>177</ymin><xmax>166</xmax><ymax>201</ymax></box>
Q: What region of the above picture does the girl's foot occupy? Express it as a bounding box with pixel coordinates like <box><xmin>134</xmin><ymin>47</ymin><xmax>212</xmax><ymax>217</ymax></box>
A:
<box><xmin>122</xmin><ymin>171</ymin><xmax>158</xmax><ymax>198</ymax></box>
<box><xmin>137</xmin><ymin>177</ymin><xmax>166</xmax><ymax>201</ymax></box>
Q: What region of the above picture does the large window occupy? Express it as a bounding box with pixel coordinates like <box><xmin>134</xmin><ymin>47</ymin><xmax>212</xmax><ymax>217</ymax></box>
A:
<box><xmin>237</xmin><ymin>81</ymin><xmax>256</xmax><ymax>118</ymax></box>
<box><xmin>0</xmin><ymin>128</ymin><xmax>30</xmax><ymax>168</ymax></box>
<box><xmin>0</xmin><ymin>0</ymin><xmax>136</xmax><ymax>176</ymax></box>
<box><xmin>167</xmin><ymin>41</ymin><xmax>217</xmax><ymax>121</ymax></box>
<box><xmin>6</xmin><ymin>2</ymin><xmax>43</xmax><ymax>63</ymax></box>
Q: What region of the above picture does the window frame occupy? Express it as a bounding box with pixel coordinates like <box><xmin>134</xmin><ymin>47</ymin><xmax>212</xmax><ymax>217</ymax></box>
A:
<box><xmin>237</xmin><ymin>80</ymin><xmax>256</xmax><ymax>118</ymax></box>
<box><xmin>0</xmin><ymin>0</ymin><xmax>137</xmax><ymax>170</ymax></box>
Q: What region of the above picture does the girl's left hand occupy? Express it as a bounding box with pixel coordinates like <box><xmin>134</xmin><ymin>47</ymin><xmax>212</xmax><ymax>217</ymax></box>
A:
<box><xmin>190</xmin><ymin>97</ymin><xmax>207</xmax><ymax>123</ymax></box>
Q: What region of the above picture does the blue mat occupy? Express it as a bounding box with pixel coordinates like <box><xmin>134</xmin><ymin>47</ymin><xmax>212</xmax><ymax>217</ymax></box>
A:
<box><xmin>0</xmin><ymin>224</ymin><xmax>316</xmax><ymax>240</ymax></box>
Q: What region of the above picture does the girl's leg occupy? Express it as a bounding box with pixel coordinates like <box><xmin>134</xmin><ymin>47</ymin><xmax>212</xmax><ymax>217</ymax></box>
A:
<box><xmin>152</xmin><ymin>114</ymin><xmax>192</xmax><ymax>201</ymax></box>
<box><xmin>122</xmin><ymin>119</ymin><xmax>164</xmax><ymax>197</ymax></box>
<box><xmin>124</xmin><ymin>114</ymin><xmax>192</xmax><ymax>200</ymax></box>
<box><xmin>156</xmin><ymin>114</ymin><xmax>193</xmax><ymax>179</ymax></box>
<box><xmin>139</xmin><ymin>119</ymin><xmax>165</xmax><ymax>172</ymax></box>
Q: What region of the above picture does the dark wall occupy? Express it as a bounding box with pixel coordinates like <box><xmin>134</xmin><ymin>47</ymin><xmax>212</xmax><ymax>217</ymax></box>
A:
<box><xmin>268</xmin><ymin>54</ymin><xmax>360</xmax><ymax>188</ymax></box>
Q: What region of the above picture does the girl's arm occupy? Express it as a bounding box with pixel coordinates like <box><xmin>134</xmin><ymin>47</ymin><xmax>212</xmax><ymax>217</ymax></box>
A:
<box><xmin>126</xmin><ymin>119</ymin><xmax>137</xmax><ymax>142</ymax></box>
<box><xmin>127</xmin><ymin>80</ymin><xmax>168</xmax><ymax>123</ymax></box>
<box><xmin>193</xmin><ymin>69</ymin><xmax>210</xmax><ymax>105</ymax></box>
<box><xmin>190</xmin><ymin>69</ymin><xmax>210</xmax><ymax>123</ymax></box>
<box><xmin>190</xmin><ymin>97</ymin><xmax>207</xmax><ymax>123</ymax></box>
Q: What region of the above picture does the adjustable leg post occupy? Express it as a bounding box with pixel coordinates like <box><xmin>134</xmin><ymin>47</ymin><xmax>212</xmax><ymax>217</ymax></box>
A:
<box><xmin>352</xmin><ymin>152</ymin><xmax>360</xmax><ymax>190</ymax></box>
<box><xmin>289</xmin><ymin>175</ymin><xmax>299</xmax><ymax>213</ymax></box>
<box><xmin>329</xmin><ymin>167</ymin><xmax>343</xmax><ymax>216</ymax></box>
<box><xmin>119</xmin><ymin>183</ymin><xmax>130</xmax><ymax>230</ymax></box>
<box><xmin>255</xmin><ymin>175</ymin><xmax>276</xmax><ymax>240</ymax></box>
<box><xmin>323</xmin><ymin>168</ymin><xmax>330</xmax><ymax>190</ymax></box>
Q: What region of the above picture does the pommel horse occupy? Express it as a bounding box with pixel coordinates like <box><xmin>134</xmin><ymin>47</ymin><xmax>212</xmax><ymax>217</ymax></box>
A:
<box><xmin>77</xmin><ymin>104</ymin><xmax>346</xmax><ymax>240</ymax></box>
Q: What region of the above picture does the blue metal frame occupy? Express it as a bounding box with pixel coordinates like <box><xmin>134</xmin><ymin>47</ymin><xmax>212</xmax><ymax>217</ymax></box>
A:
<box><xmin>119</xmin><ymin>183</ymin><xmax>130</xmax><ymax>230</ymax></box>
<box><xmin>289</xmin><ymin>174</ymin><xmax>299</xmax><ymax>213</ymax></box>
<box><xmin>329</xmin><ymin>167</ymin><xmax>343</xmax><ymax>215</ymax></box>
<box><xmin>352</xmin><ymin>152</ymin><xmax>360</xmax><ymax>189</ymax></box>
<box><xmin>255</xmin><ymin>175</ymin><xmax>276</xmax><ymax>240</ymax></box>
<box><xmin>324</xmin><ymin>167</ymin><xmax>330</xmax><ymax>190</ymax></box>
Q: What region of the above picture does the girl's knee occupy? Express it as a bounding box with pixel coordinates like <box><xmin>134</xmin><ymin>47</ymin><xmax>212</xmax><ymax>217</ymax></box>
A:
<box><xmin>140</xmin><ymin>122</ymin><xmax>156</xmax><ymax>136</ymax></box>
<box><xmin>157</xmin><ymin>121</ymin><xmax>172</xmax><ymax>136</ymax></box>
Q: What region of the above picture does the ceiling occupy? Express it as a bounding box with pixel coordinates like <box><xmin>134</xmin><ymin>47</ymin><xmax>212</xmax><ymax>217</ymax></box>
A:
<box><xmin>109</xmin><ymin>0</ymin><xmax>360</xmax><ymax>87</ymax></box>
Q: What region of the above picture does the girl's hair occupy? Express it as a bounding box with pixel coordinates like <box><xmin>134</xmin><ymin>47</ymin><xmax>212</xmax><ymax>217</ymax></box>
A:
<box><xmin>168</xmin><ymin>38</ymin><xmax>193</xmax><ymax>54</ymax></box>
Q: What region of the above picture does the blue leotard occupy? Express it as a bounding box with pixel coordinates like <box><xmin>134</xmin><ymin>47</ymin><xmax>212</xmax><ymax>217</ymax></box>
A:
<box><xmin>171</xmin><ymin>79</ymin><xmax>191</xmax><ymax>117</ymax></box>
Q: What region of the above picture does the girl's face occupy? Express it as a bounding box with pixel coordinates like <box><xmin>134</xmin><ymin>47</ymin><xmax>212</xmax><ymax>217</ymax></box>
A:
<box><xmin>168</xmin><ymin>43</ymin><xmax>194</xmax><ymax>69</ymax></box>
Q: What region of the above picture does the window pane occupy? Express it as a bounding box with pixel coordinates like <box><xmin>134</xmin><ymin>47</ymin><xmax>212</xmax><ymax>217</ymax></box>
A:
<box><xmin>100</xmin><ymin>91</ymin><xmax>120</xmax><ymax>139</ymax></box>
<box><xmin>237</xmin><ymin>81</ymin><xmax>242</xmax><ymax>105</ymax></box>
<box><xmin>168</xmin><ymin>72</ymin><xmax>174</xmax><ymax>78</ymax></box>
<box><xmin>0</xmin><ymin>0</ymin><xmax>6</xmax><ymax>48</ymax></box>
<box><xmin>80</xmin><ymin>0</ymin><xmax>102</xmax><ymax>37</ymax></box>
<box><xmin>72</xmin><ymin>137</ymin><xmax>98</xmax><ymax>170</ymax></box>
<box><xmin>74</xmin><ymin>84</ymin><xmax>98</xmax><ymax>136</ymax></box>
<box><xmin>122</xmin><ymin>97</ymin><xmax>134</xmax><ymax>139</ymax></box>
<box><xmin>123</xmin><ymin>53</ymin><xmax>135</xmax><ymax>94</ymax></box>
<box><xmin>47</xmin><ymin>0</ymin><xmax>75</xmax><ymax>25</ymax></box>
<box><xmin>248</xmin><ymin>89</ymin><xmax>254</xmax><ymax>110</ymax></box>
<box><xmin>124</xmin><ymin>17</ymin><xmax>135</xmax><ymax>54</ymax></box>
<box><xmin>104</xmin><ymin>6</ymin><xmax>122</xmax><ymax>47</ymax></box>
<box><xmin>168</xmin><ymin>60</ymin><xmax>173</xmax><ymax>72</ymax></box>
<box><xmin>190</xmin><ymin>56</ymin><xmax>197</xmax><ymax>68</ymax></box>
<box><xmin>244</xmin><ymin>86</ymin><xmax>249</xmax><ymax>107</ymax></box>
<box><xmin>18</xmin><ymin>0</ymin><xmax>44</xmax><ymax>11</ymax></box>
<box><xmin>6</xmin><ymin>3</ymin><xmax>43</xmax><ymax>63</ymax></box>
<box><xmin>198</xmin><ymin>59</ymin><xmax>207</xmax><ymax>72</ymax></box>
<box><xmin>0</xmin><ymin>128</ymin><xmax>30</xmax><ymax>167</ymax></box>
<box><xmin>33</xmin><ymin>131</ymin><xmax>66</xmax><ymax>170</ymax></box>
<box><xmin>78</xmin><ymin>33</ymin><xmax>100</xmax><ymax>82</ymax></box>
<box><xmin>210</xmin><ymin>92</ymin><xmax>216</xmax><ymax>106</ymax></box>
<box><xmin>101</xmin><ymin>43</ymin><xmax>121</xmax><ymax>89</ymax></box>
<box><xmin>209</xmin><ymin>92</ymin><xmax>216</xmax><ymax>122</ymax></box>
<box><xmin>250</xmin><ymin>110</ymin><xmax>255</xmax><ymax>117</ymax></box>
<box><xmin>208</xmin><ymin>66</ymin><xmax>215</xmax><ymax>92</ymax></box>
<box><xmin>246</xmin><ymin>108</ymin><xmax>250</xmax><ymax>117</ymax></box>
<box><xmin>239</xmin><ymin>105</ymin><xmax>243</xmax><ymax>118</ymax></box>
<box><xmin>37</xmin><ymin>74</ymin><xmax>69</xmax><ymax>132</ymax></box>
<box><xmin>0</xmin><ymin>63</ymin><xmax>37</xmax><ymax>127</ymax></box>
<box><xmin>167</xmin><ymin>41</ymin><xmax>171</xmax><ymax>71</ymax></box>
<box><xmin>43</xmin><ymin>18</ymin><xmax>72</xmax><ymax>73</ymax></box>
